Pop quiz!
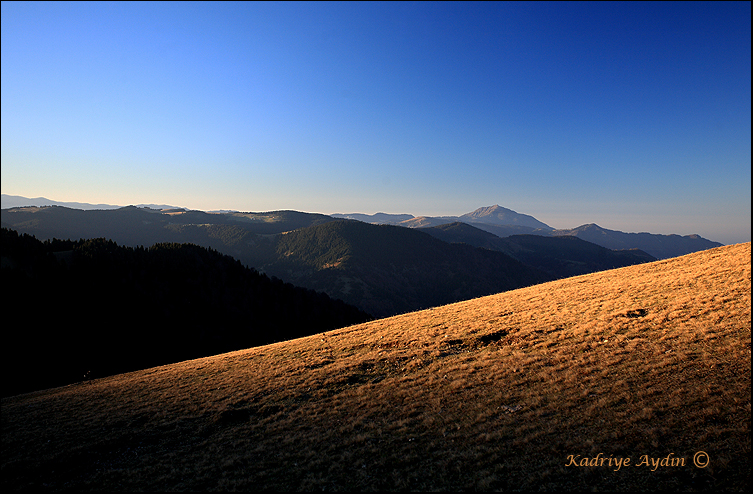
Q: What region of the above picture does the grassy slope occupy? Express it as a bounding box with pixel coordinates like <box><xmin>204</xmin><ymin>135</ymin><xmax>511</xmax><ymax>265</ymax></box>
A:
<box><xmin>1</xmin><ymin>243</ymin><xmax>750</xmax><ymax>491</ymax></box>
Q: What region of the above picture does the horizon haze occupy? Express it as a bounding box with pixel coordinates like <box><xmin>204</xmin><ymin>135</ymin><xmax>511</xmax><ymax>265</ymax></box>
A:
<box><xmin>1</xmin><ymin>2</ymin><xmax>750</xmax><ymax>245</ymax></box>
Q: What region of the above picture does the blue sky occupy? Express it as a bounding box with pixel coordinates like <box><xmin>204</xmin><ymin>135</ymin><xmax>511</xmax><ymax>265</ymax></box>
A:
<box><xmin>2</xmin><ymin>1</ymin><xmax>750</xmax><ymax>244</ymax></box>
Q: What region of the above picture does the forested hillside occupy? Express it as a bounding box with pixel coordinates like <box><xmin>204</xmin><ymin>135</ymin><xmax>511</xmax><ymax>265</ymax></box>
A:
<box><xmin>1</xmin><ymin>228</ymin><xmax>370</xmax><ymax>396</ymax></box>
<box><xmin>259</xmin><ymin>220</ymin><xmax>549</xmax><ymax>317</ymax></box>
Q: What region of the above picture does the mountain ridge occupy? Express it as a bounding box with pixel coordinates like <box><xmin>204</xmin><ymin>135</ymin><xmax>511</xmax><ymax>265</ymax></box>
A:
<box><xmin>1</xmin><ymin>193</ymin><xmax>178</xmax><ymax>211</ymax></box>
<box><xmin>332</xmin><ymin>207</ymin><xmax>722</xmax><ymax>259</ymax></box>
<box><xmin>333</xmin><ymin>204</ymin><xmax>553</xmax><ymax>231</ymax></box>
<box><xmin>2</xmin><ymin>197</ymin><xmax>723</xmax><ymax>261</ymax></box>
<box><xmin>550</xmin><ymin>223</ymin><xmax>723</xmax><ymax>260</ymax></box>
<box><xmin>418</xmin><ymin>222</ymin><xmax>656</xmax><ymax>279</ymax></box>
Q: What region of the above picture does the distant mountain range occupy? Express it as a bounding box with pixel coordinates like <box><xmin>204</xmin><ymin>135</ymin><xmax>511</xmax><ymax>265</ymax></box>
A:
<box><xmin>0</xmin><ymin>193</ymin><xmax>178</xmax><ymax>211</ymax></box>
<box><xmin>335</xmin><ymin>204</ymin><xmax>722</xmax><ymax>259</ymax></box>
<box><xmin>1</xmin><ymin>206</ymin><xmax>548</xmax><ymax>317</ymax></box>
<box><xmin>549</xmin><ymin>223</ymin><xmax>723</xmax><ymax>261</ymax></box>
<box><xmin>2</xmin><ymin>197</ymin><xmax>723</xmax><ymax>317</ymax></box>
<box><xmin>334</xmin><ymin>204</ymin><xmax>553</xmax><ymax>232</ymax></box>
<box><xmin>418</xmin><ymin>222</ymin><xmax>655</xmax><ymax>280</ymax></box>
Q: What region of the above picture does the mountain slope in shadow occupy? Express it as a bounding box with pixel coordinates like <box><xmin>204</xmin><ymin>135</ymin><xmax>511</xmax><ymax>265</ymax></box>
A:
<box><xmin>549</xmin><ymin>223</ymin><xmax>723</xmax><ymax>260</ymax></box>
<box><xmin>420</xmin><ymin>222</ymin><xmax>655</xmax><ymax>278</ymax></box>
<box><xmin>256</xmin><ymin>220</ymin><xmax>549</xmax><ymax>317</ymax></box>
<box><xmin>1</xmin><ymin>228</ymin><xmax>370</xmax><ymax>397</ymax></box>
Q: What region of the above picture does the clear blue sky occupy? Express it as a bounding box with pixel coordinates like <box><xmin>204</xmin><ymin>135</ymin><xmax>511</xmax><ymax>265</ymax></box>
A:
<box><xmin>2</xmin><ymin>1</ymin><xmax>750</xmax><ymax>244</ymax></box>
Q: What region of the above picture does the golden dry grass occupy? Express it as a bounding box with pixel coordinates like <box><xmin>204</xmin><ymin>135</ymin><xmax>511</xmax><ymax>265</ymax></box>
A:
<box><xmin>2</xmin><ymin>243</ymin><xmax>750</xmax><ymax>491</ymax></box>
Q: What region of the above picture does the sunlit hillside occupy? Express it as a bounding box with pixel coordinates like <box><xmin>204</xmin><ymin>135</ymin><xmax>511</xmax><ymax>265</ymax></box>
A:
<box><xmin>2</xmin><ymin>243</ymin><xmax>750</xmax><ymax>491</ymax></box>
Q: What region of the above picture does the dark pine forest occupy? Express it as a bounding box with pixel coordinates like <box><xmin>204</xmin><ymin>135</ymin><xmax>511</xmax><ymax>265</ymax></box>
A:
<box><xmin>1</xmin><ymin>228</ymin><xmax>371</xmax><ymax>397</ymax></box>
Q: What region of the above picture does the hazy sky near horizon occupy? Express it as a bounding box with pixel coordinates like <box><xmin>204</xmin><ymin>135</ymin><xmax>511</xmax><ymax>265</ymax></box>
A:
<box><xmin>2</xmin><ymin>2</ymin><xmax>750</xmax><ymax>244</ymax></box>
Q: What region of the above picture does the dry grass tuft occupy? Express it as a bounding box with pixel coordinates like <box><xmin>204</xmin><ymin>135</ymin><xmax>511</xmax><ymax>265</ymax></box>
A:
<box><xmin>2</xmin><ymin>243</ymin><xmax>750</xmax><ymax>491</ymax></box>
